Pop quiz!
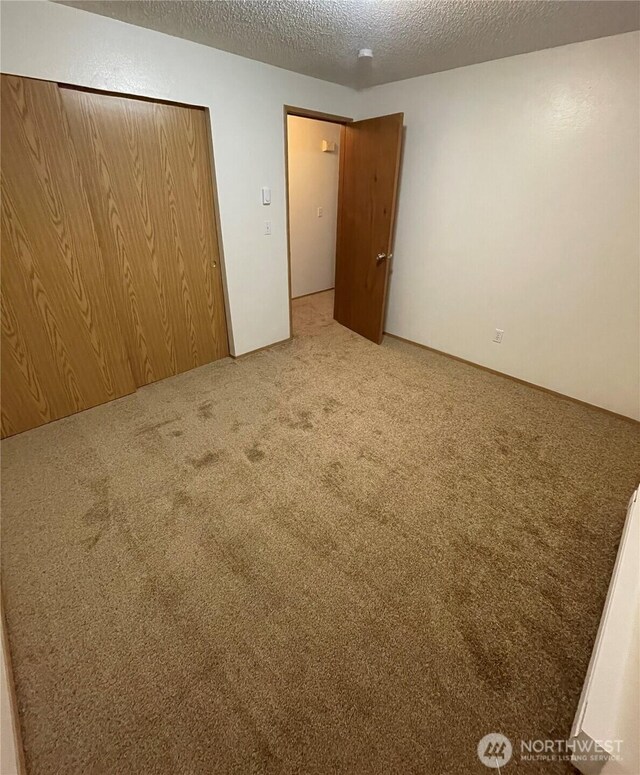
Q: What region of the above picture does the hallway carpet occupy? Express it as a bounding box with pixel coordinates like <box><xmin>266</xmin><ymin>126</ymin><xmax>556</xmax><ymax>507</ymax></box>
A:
<box><xmin>2</xmin><ymin>291</ymin><xmax>638</xmax><ymax>774</ymax></box>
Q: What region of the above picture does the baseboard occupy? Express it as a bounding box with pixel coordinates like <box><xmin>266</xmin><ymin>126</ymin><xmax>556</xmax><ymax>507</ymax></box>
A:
<box><xmin>231</xmin><ymin>337</ymin><xmax>292</xmax><ymax>360</ymax></box>
<box><xmin>291</xmin><ymin>287</ymin><xmax>334</xmax><ymax>300</ymax></box>
<box><xmin>383</xmin><ymin>332</ymin><xmax>639</xmax><ymax>424</ymax></box>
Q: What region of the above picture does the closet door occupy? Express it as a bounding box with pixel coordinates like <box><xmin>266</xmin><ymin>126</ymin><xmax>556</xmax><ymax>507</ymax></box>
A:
<box><xmin>61</xmin><ymin>88</ymin><xmax>229</xmax><ymax>388</ymax></box>
<box><xmin>0</xmin><ymin>75</ymin><xmax>135</xmax><ymax>438</ymax></box>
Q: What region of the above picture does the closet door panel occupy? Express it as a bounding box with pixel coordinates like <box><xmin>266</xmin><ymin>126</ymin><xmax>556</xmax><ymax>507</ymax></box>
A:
<box><xmin>62</xmin><ymin>90</ymin><xmax>180</xmax><ymax>385</ymax></box>
<box><xmin>182</xmin><ymin>105</ymin><xmax>229</xmax><ymax>359</ymax></box>
<box><xmin>130</xmin><ymin>97</ymin><xmax>199</xmax><ymax>376</ymax></box>
<box><xmin>154</xmin><ymin>102</ymin><xmax>229</xmax><ymax>363</ymax></box>
<box><xmin>0</xmin><ymin>75</ymin><xmax>136</xmax><ymax>437</ymax></box>
<box><xmin>61</xmin><ymin>88</ymin><xmax>229</xmax><ymax>387</ymax></box>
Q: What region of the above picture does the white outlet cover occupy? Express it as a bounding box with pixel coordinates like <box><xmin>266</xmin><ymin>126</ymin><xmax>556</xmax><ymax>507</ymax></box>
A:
<box><xmin>493</xmin><ymin>329</ymin><xmax>504</xmax><ymax>343</ymax></box>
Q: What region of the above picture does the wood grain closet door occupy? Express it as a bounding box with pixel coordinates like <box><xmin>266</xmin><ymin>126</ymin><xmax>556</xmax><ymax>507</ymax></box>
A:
<box><xmin>0</xmin><ymin>75</ymin><xmax>135</xmax><ymax>438</ymax></box>
<box><xmin>61</xmin><ymin>88</ymin><xmax>229</xmax><ymax>388</ymax></box>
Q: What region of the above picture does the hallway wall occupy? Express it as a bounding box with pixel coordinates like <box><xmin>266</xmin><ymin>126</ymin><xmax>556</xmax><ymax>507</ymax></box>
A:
<box><xmin>287</xmin><ymin>117</ymin><xmax>341</xmax><ymax>298</ymax></box>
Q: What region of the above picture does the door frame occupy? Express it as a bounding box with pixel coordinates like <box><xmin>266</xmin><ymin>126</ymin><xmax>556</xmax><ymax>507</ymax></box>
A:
<box><xmin>283</xmin><ymin>105</ymin><xmax>352</xmax><ymax>337</ymax></box>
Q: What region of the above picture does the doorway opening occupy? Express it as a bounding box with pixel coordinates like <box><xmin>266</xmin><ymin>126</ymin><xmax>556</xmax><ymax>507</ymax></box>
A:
<box><xmin>284</xmin><ymin>106</ymin><xmax>404</xmax><ymax>344</ymax></box>
<box><xmin>284</xmin><ymin>107</ymin><xmax>350</xmax><ymax>337</ymax></box>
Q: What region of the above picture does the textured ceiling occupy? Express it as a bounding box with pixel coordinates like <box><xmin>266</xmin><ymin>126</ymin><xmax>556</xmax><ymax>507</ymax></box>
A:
<box><xmin>57</xmin><ymin>1</ymin><xmax>640</xmax><ymax>89</ymax></box>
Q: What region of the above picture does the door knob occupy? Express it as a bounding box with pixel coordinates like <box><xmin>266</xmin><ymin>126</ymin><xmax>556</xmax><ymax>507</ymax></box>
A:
<box><xmin>376</xmin><ymin>252</ymin><xmax>392</xmax><ymax>264</ymax></box>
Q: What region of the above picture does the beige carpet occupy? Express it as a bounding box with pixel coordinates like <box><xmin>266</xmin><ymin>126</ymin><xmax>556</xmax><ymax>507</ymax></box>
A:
<box><xmin>2</xmin><ymin>290</ymin><xmax>639</xmax><ymax>774</ymax></box>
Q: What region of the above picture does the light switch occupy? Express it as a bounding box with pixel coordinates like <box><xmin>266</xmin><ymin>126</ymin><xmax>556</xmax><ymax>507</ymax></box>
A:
<box><xmin>264</xmin><ymin>221</ymin><xmax>272</xmax><ymax>235</ymax></box>
<box><xmin>261</xmin><ymin>187</ymin><xmax>271</xmax><ymax>205</ymax></box>
<box><xmin>317</xmin><ymin>207</ymin><xmax>323</xmax><ymax>218</ymax></box>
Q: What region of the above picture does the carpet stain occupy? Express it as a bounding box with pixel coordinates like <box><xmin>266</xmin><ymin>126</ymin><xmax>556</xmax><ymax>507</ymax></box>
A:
<box><xmin>284</xmin><ymin>409</ymin><xmax>314</xmax><ymax>430</ymax></box>
<box><xmin>197</xmin><ymin>400</ymin><xmax>214</xmax><ymax>420</ymax></box>
<box><xmin>82</xmin><ymin>478</ymin><xmax>112</xmax><ymax>550</ymax></box>
<box><xmin>245</xmin><ymin>443</ymin><xmax>265</xmax><ymax>462</ymax></box>
<box><xmin>82</xmin><ymin>533</ymin><xmax>103</xmax><ymax>552</ymax></box>
<box><xmin>188</xmin><ymin>451</ymin><xmax>221</xmax><ymax>469</ymax></box>
<box><xmin>83</xmin><ymin>477</ymin><xmax>111</xmax><ymax>526</ymax></box>
<box><xmin>323</xmin><ymin>397</ymin><xmax>341</xmax><ymax>414</ymax></box>
<box><xmin>135</xmin><ymin>417</ymin><xmax>178</xmax><ymax>435</ymax></box>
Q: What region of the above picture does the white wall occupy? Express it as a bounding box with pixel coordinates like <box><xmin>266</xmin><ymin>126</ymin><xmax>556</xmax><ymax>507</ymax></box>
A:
<box><xmin>287</xmin><ymin>116</ymin><xmax>341</xmax><ymax>298</ymax></box>
<box><xmin>359</xmin><ymin>32</ymin><xmax>640</xmax><ymax>420</ymax></box>
<box><xmin>0</xmin><ymin>1</ymin><xmax>354</xmax><ymax>356</ymax></box>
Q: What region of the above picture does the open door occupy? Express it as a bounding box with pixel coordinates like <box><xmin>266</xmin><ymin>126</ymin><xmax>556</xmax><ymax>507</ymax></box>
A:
<box><xmin>334</xmin><ymin>113</ymin><xmax>403</xmax><ymax>343</ymax></box>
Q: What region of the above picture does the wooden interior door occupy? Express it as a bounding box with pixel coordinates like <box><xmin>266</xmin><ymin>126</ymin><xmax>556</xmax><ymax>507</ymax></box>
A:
<box><xmin>0</xmin><ymin>75</ymin><xmax>135</xmax><ymax>438</ymax></box>
<box><xmin>61</xmin><ymin>88</ymin><xmax>229</xmax><ymax>387</ymax></box>
<box><xmin>334</xmin><ymin>113</ymin><xmax>403</xmax><ymax>343</ymax></box>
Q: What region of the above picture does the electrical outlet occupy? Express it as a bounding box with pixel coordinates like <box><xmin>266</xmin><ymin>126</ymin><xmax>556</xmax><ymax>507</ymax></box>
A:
<box><xmin>264</xmin><ymin>220</ymin><xmax>272</xmax><ymax>236</ymax></box>
<box><xmin>493</xmin><ymin>328</ymin><xmax>504</xmax><ymax>344</ymax></box>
